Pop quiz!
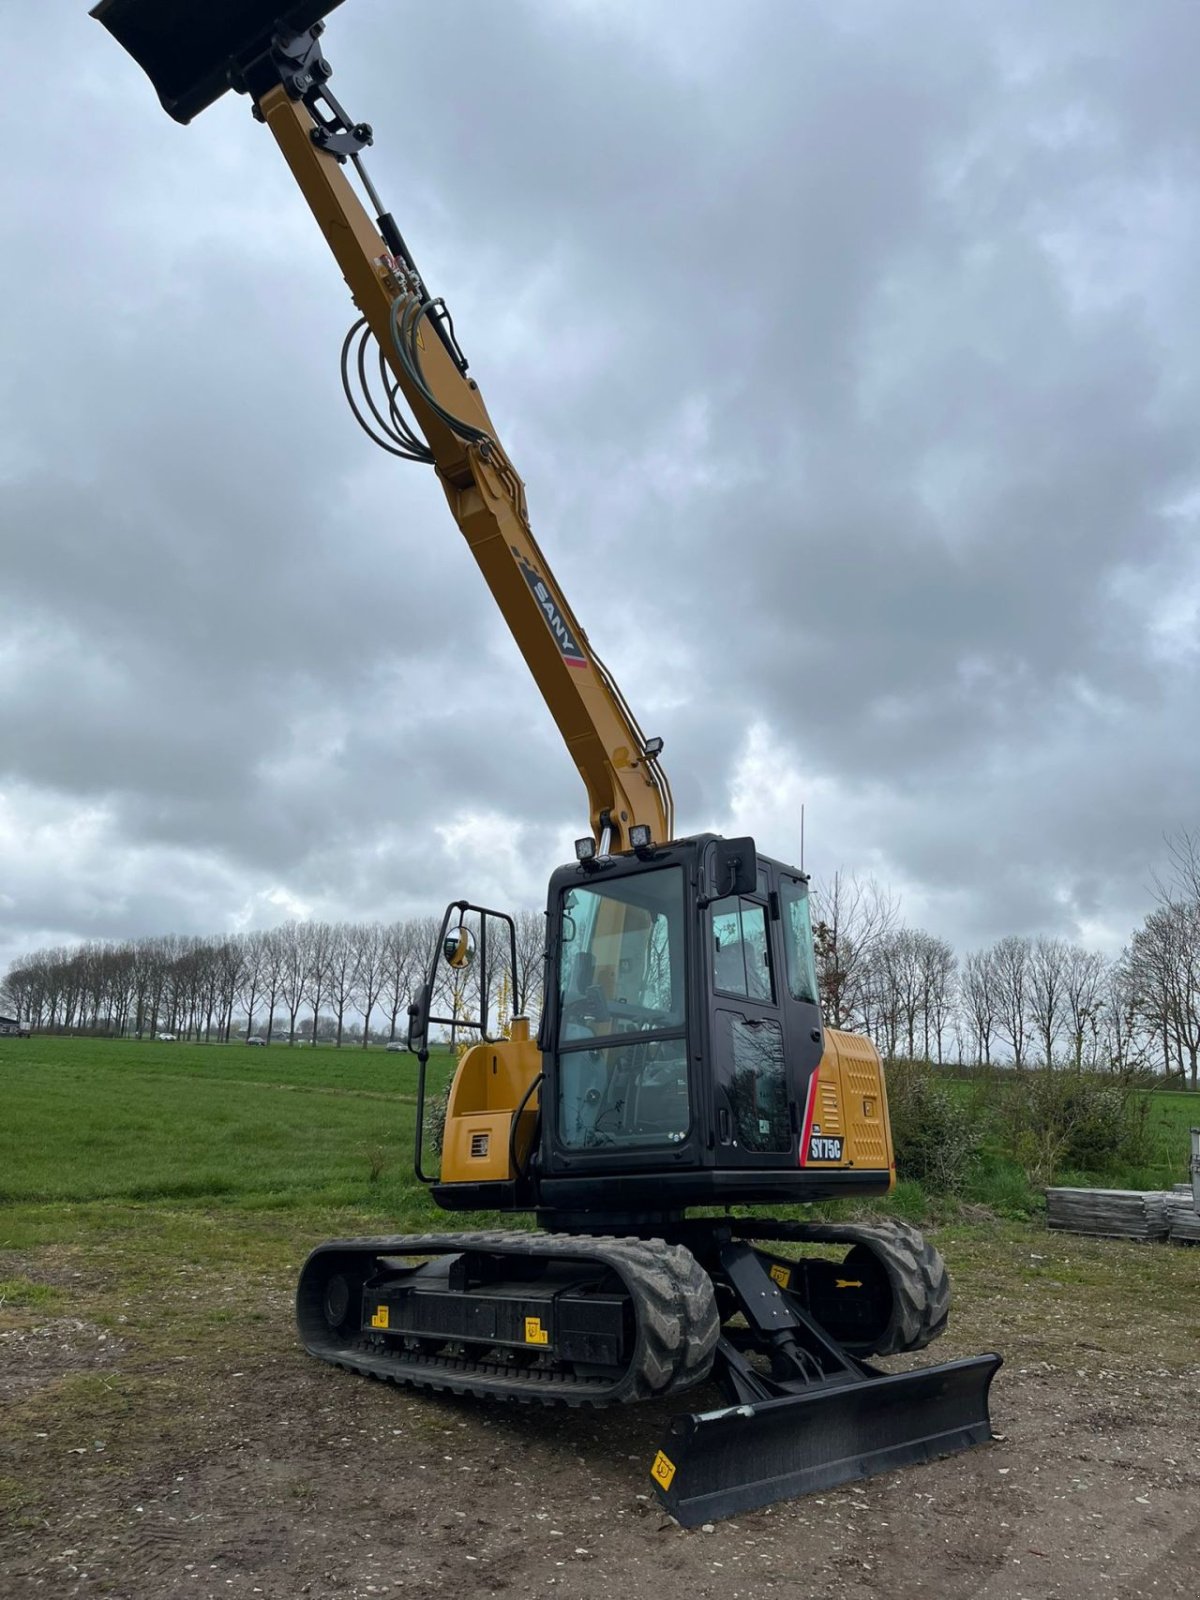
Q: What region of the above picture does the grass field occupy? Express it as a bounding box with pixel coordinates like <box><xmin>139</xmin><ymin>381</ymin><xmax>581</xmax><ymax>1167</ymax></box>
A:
<box><xmin>0</xmin><ymin>1035</ymin><xmax>458</xmax><ymax>1222</ymax></box>
<box><xmin>3</xmin><ymin>1036</ymin><xmax>1195</xmax><ymax>1222</ymax></box>
<box><xmin>1082</xmin><ymin>1084</ymin><xmax>1198</xmax><ymax>1188</ymax></box>
<box><xmin>2</xmin><ymin>1036</ymin><xmax>1198</xmax><ymax>1598</ymax></box>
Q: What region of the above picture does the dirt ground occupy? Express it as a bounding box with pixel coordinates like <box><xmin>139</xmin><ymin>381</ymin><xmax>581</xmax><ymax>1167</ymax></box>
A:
<box><xmin>1</xmin><ymin>1222</ymin><xmax>1198</xmax><ymax>1600</ymax></box>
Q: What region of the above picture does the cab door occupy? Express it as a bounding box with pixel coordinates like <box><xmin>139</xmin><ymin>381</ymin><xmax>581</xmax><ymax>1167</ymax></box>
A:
<box><xmin>771</xmin><ymin>869</ymin><xmax>827</xmax><ymax>1165</ymax></box>
<box><xmin>708</xmin><ymin>887</ymin><xmax>795</xmax><ymax>1167</ymax></box>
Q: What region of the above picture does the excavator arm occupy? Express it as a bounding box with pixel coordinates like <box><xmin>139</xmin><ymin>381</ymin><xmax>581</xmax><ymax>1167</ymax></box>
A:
<box><xmin>91</xmin><ymin>1</ymin><xmax>672</xmax><ymax>853</ymax></box>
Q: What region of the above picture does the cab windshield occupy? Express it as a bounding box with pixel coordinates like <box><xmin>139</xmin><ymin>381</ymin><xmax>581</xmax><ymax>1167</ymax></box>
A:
<box><xmin>557</xmin><ymin>867</ymin><xmax>688</xmax><ymax>1150</ymax></box>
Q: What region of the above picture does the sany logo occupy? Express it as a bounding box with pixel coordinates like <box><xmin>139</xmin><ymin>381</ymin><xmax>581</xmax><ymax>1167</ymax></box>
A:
<box><xmin>511</xmin><ymin>545</ymin><xmax>587</xmax><ymax>667</ymax></box>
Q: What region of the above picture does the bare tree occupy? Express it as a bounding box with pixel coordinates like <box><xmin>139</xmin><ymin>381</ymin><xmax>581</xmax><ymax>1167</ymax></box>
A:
<box><xmin>811</xmin><ymin>871</ymin><xmax>898</xmax><ymax>1032</ymax></box>
<box><xmin>324</xmin><ymin>923</ymin><xmax>361</xmax><ymax>1047</ymax></box>
<box><xmin>214</xmin><ymin>940</ymin><xmax>244</xmax><ymax>1042</ymax></box>
<box><xmin>510</xmin><ymin>908</ymin><xmax>546</xmax><ymax>1022</ymax></box>
<box><xmin>238</xmin><ymin>932</ymin><xmax>267</xmax><ymax>1040</ymax></box>
<box><xmin>860</xmin><ymin>928</ymin><xmax>947</xmax><ymax>1062</ymax></box>
<box><xmin>961</xmin><ymin>949</ymin><xmax>997</xmax><ymax>1066</ymax></box>
<box><xmin>352</xmin><ymin>921</ymin><xmax>387</xmax><ymax>1047</ymax></box>
<box><xmin>1029</xmin><ymin>937</ymin><xmax>1069</xmax><ymax>1069</ymax></box>
<box><xmin>1128</xmin><ymin>902</ymin><xmax>1200</xmax><ymax>1087</ymax></box>
<box><xmin>919</xmin><ymin>934</ymin><xmax>957</xmax><ymax>1064</ymax></box>
<box><xmin>1099</xmin><ymin>953</ymin><xmax>1151</xmax><ymax>1076</ymax></box>
<box><xmin>301</xmin><ymin>921</ymin><xmax>335</xmax><ymax>1046</ymax></box>
<box><xmin>379</xmin><ymin>919</ymin><xmax>427</xmax><ymax>1043</ymax></box>
<box><xmin>1063</xmin><ymin>946</ymin><xmax>1107</xmax><ymax>1071</ymax></box>
<box><xmin>1157</xmin><ymin>828</ymin><xmax>1200</xmax><ymax>906</ymax></box>
<box><xmin>992</xmin><ymin>935</ymin><xmax>1031</xmax><ymax>1069</ymax></box>
<box><xmin>275</xmin><ymin>923</ymin><xmax>307</xmax><ymax>1043</ymax></box>
<box><xmin>259</xmin><ymin>929</ymin><xmax>286</xmax><ymax>1043</ymax></box>
<box><xmin>878</xmin><ymin>929</ymin><xmax>923</xmax><ymax>1059</ymax></box>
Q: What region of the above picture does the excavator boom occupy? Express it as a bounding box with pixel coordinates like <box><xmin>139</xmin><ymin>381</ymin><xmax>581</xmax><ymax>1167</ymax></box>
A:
<box><xmin>92</xmin><ymin>0</ymin><xmax>671</xmax><ymax>853</ymax></box>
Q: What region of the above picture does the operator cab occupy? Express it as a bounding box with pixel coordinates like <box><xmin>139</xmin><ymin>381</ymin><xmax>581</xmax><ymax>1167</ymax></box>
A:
<box><xmin>408</xmin><ymin>834</ymin><xmax>893</xmax><ymax>1217</ymax></box>
<box><xmin>537</xmin><ymin>833</ymin><xmax>873</xmax><ymax>1212</ymax></box>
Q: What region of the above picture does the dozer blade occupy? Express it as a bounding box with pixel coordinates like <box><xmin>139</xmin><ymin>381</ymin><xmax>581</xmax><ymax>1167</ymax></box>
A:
<box><xmin>650</xmin><ymin>1352</ymin><xmax>1001</xmax><ymax>1527</ymax></box>
<box><xmin>90</xmin><ymin>0</ymin><xmax>347</xmax><ymax>123</ymax></box>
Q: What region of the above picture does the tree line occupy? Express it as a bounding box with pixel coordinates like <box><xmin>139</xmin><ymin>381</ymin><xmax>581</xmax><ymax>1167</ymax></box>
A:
<box><xmin>811</xmin><ymin>831</ymin><xmax>1200</xmax><ymax>1087</ymax></box>
<box><xmin>1</xmin><ymin>912</ymin><xmax>545</xmax><ymax>1049</ymax></box>
<box><xmin>4</xmin><ymin>830</ymin><xmax>1199</xmax><ymax>1083</ymax></box>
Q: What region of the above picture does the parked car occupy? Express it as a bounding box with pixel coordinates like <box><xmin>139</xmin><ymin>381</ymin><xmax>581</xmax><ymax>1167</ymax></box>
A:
<box><xmin>385</xmin><ymin>1040</ymin><xmax>407</xmax><ymax>1052</ymax></box>
<box><xmin>156</xmin><ymin>1032</ymin><xmax>176</xmax><ymax>1041</ymax></box>
<box><xmin>245</xmin><ymin>1035</ymin><xmax>268</xmax><ymax>1047</ymax></box>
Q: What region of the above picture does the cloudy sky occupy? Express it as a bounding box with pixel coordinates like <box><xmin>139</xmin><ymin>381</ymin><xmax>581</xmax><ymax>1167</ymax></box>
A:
<box><xmin>3</xmin><ymin>0</ymin><xmax>1198</xmax><ymax>972</ymax></box>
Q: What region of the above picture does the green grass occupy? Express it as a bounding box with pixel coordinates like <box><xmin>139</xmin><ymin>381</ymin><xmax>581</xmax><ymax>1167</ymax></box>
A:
<box><xmin>0</xmin><ymin>1035</ymin><xmax>457</xmax><ymax>1216</ymax></box>
<box><xmin>1139</xmin><ymin>1088</ymin><xmax>1200</xmax><ymax>1169</ymax></box>
<box><xmin>10</xmin><ymin>1033</ymin><xmax>1195</xmax><ymax>1592</ymax></box>
<box><xmin>0</xmin><ymin>1035</ymin><xmax>510</xmax><ymax>1531</ymax></box>
<box><xmin>0</xmin><ymin>1277</ymin><xmax>65</xmax><ymax>1309</ymax></box>
<box><xmin>1</xmin><ymin>1034</ymin><xmax>1196</xmax><ymax>1542</ymax></box>
<box><xmin>924</xmin><ymin>1069</ymin><xmax>1197</xmax><ymax>1215</ymax></box>
<box><xmin>2</xmin><ymin>1038</ymin><xmax>1195</xmax><ymax>1233</ymax></box>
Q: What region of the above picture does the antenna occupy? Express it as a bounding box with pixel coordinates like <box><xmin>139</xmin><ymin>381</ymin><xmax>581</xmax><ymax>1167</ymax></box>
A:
<box><xmin>800</xmin><ymin>803</ymin><xmax>805</xmax><ymax>874</ymax></box>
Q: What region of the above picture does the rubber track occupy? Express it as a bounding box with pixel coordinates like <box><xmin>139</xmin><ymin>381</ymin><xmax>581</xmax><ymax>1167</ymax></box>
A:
<box><xmin>296</xmin><ymin>1230</ymin><xmax>720</xmax><ymax>1408</ymax></box>
<box><xmin>736</xmin><ymin>1218</ymin><xmax>951</xmax><ymax>1356</ymax></box>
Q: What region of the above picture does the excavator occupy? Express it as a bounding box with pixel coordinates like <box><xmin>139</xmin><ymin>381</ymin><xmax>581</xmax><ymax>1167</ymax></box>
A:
<box><xmin>92</xmin><ymin>0</ymin><xmax>999</xmax><ymax>1525</ymax></box>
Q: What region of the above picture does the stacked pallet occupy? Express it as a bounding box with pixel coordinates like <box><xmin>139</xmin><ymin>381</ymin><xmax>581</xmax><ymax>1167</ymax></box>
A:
<box><xmin>1164</xmin><ymin>1191</ymin><xmax>1200</xmax><ymax>1243</ymax></box>
<box><xmin>1045</xmin><ymin>1187</ymin><xmax>1172</xmax><ymax>1240</ymax></box>
<box><xmin>1047</xmin><ymin>1185</ymin><xmax>1200</xmax><ymax>1243</ymax></box>
<box><xmin>1048</xmin><ymin>1133</ymin><xmax>1200</xmax><ymax>1243</ymax></box>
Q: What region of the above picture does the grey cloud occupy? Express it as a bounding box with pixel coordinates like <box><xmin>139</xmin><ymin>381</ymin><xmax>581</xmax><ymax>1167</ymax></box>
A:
<box><xmin>2</xmin><ymin>0</ymin><xmax>1199</xmax><ymax>971</ymax></box>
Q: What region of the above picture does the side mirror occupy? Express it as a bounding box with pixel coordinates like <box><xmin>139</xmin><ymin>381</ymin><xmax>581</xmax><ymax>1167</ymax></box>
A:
<box><xmin>708</xmin><ymin>836</ymin><xmax>758</xmax><ymax>902</ymax></box>
<box><xmin>442</xmin><ymin>926</ymin><xmax>477</xmax><ymax>970</ymax></box>
<box><xmin>407</xmin><ymin>983</ymin><xmax>431</xmax><ymax>1055</ymax></box>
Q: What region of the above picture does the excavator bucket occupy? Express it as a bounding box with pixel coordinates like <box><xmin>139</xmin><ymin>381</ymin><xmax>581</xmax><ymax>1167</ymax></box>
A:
<box><xmin>651</xmin><ymin>1352</ymin><xmax>1001</xmax><ymax>1527</ymax></box>
<box><xmin>90</xmin><ymin>0</ymin><xmax>346</xmax><ymax>122</ymax></box>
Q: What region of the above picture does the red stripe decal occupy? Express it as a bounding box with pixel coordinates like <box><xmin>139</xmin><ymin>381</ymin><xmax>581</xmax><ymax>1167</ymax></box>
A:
<box><xmin>798</xmin><ymin>1067</ymin><xmax>820</xmax><ymax>1167</ymax></box>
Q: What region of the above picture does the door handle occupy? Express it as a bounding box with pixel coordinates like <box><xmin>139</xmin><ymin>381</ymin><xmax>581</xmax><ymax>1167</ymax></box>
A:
<box><xmin>718</xmin><ymin>1107</ymin><xmax>731</xmax><ymax>1143</ymax></box>
<box><xmin>788</xmin><ymin>1101</ymin><xmax>801</xmax><ymax>1134</ymax></box>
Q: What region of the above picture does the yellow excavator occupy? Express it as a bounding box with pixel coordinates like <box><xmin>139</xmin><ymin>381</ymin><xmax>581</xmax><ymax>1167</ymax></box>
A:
<box><xmin>93</xmin><ymin>0</ymin><xmax>999</xmax><ymax>1525</ymax></box>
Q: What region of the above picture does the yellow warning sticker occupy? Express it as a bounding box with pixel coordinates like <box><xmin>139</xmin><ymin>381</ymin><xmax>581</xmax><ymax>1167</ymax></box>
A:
<box><xmin>650</xmin><ymin>1450</ymin><xmax>677</xmax><ymax>1490</ymax></box>
<box><xmin>835</xmin><ymin>1278</ymin><xmax>863</xmax><ymax>1290</ymax></box>
<box><xmin>768</xmin><ymin>1263</ymin><xmax>792</xmax><ymax>1290</ymax></box>
<box><xmin>524</xmin><ymin>1316</ymin><xmax>549</xmax><ymax>1346</ymax></box>
<box><xmin>369</xmin><ymin>1305</ymin><xmax>389</xmax><ymax>1330</ymax></box>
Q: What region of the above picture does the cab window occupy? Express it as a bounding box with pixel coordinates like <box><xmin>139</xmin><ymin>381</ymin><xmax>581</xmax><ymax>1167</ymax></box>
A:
<box><xmin>780</xmin><ymin>876</ymin><xmax>819</xmax><ymax>1005</ymax></box>
<box><xmin>711</xmin><ymin>897</ymin><xmax>773</xmax><ymax>1003</ymax></box>
<box><xmin>557</xmin><ymin>868</ymin><xmax>688</xmax><ymax>1150</ymax></box>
